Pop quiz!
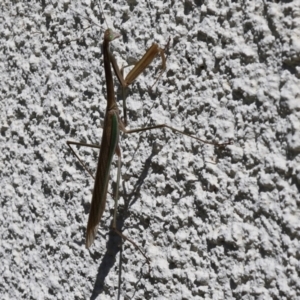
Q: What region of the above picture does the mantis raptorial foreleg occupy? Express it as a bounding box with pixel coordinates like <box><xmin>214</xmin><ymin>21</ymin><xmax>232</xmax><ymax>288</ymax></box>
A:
<box><xmin>110</xmin><ymin>38</ymin><xmax>170</xmax><ymax>126</ymax></box>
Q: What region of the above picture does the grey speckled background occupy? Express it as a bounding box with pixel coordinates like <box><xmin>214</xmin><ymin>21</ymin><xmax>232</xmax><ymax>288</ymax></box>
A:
<box><xmin>1</xmin><ymin>0</ymin><xmax>300</xmax><ymax>299</ymax></box>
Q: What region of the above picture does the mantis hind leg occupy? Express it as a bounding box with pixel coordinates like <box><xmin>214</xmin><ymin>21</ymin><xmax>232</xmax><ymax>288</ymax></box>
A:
<box><xmin>111</xmin><ymin>149</ymin><xmax>152</xmax><ymax>273</ymax></box>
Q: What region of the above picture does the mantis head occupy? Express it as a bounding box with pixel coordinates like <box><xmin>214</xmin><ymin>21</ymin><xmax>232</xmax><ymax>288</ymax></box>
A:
<box><xmin>105</xmin><ymin>28</ymin><xmax>121</xmax><ymax>42</ymax></box>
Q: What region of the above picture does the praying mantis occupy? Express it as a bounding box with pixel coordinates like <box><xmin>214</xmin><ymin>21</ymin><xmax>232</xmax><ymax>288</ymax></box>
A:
<box><xmin>67</xmin><ymin>2</ymin><xmax>231</xmax><ymax>265</ymax></box>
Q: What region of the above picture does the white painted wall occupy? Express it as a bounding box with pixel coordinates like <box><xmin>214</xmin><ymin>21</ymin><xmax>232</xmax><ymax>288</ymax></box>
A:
<box><xmin>1</xmin><ymin>0</ymin><xmax>300</xmax><ymax>299</ymax></box>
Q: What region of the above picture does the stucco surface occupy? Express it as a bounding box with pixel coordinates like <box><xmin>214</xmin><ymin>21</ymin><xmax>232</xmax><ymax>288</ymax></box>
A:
<box><xmin>1</xmin><ymin>1</ymin><xmax>300</xmax><ymax>299</ymax></box>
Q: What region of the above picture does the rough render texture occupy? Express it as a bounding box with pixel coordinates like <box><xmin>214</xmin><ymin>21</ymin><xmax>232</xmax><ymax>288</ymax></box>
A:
<box><xmin>1</xmin><ymin>0</ymin><xmax>300</xmax><ymax>299</ymax></box>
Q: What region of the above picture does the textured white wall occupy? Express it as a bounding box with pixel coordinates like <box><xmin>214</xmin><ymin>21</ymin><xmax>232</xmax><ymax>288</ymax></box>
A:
<box><xmin>1</xmin><ymin>0</ymin><xmax>300</xmax><ymax>299</ymax></box>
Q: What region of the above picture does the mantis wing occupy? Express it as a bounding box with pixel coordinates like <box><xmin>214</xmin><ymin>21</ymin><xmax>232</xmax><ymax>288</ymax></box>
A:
<box><xmin>85</xmin><ymin>111</ymin><xmax>119</xmax><ymax>248</ymax></box>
